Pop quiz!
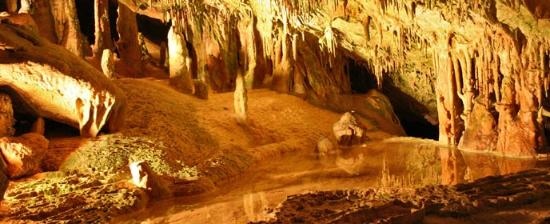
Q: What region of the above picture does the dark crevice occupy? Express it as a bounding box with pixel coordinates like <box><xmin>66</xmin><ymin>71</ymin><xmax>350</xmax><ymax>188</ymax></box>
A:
<box><xmin>76</xmin><ymin>0</ymin><xmax>95</xmax><ymax>44</ymax></box>
<box><xmin>44</xmin><ymin>119</ymin><xmax>80</xmax><ymax>138</ymax></box>
<box><xmin>109</xmin><ymin>0</ymin><xmax>119</xmax><ymax>42</ymax></box>
<box><xmin>345</xmin><ymin>59</ymin><xmax>377</xmax><ymax>94</ymax></box>
<box><xmin>137</xmin><ymin>14</ymin><xmax>169</xmax><ymax>44</ymax></box>
<box><xmin>382</xmin><ymin>80</ymin><xmax>439</xmax><ymax>140</ymax></box>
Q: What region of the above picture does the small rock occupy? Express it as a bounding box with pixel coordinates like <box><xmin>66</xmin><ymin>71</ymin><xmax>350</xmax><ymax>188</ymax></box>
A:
<box><xmin>130</xmin><ymin>160</ymin><xmax>151</xmax><ymax>190</ymax></box>
<box><xmin>101</xmin><ymin>49</ymin><xmax>116</xmax><ymax>78</ymax></box>
<box><xmin>129</xmin><ymin>160</ymin><xmax>168</xmax><ymax>197</ymax></box>
<box><xmin>333</xmin><ymin>112</ymin><xmax>367</xmax><ymax>146</ymax></box>
<box><xmin>0</xmin><ymin>133</ymin><xmax>49</xmax><ymax>178</ymax></box>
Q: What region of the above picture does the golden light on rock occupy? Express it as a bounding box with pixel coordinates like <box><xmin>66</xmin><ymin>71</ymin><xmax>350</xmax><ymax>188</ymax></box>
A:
<box><xmin>0</xmin><ymin>0</ymin><xmax>549</xmax><ymax>223</ymax></box>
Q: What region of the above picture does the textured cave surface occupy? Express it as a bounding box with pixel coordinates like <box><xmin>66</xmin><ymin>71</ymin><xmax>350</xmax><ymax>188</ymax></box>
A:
<box><xmin>0</xmin><ymin>0</ymin><xmax>549</xmax><ymax>223</ymax></box>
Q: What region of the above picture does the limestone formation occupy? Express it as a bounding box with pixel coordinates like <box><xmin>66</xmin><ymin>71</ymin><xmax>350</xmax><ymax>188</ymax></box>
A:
<box><xmin>130</xmin><ymin>160</ymin><xmax>152</xmax><ymax>190</ymax></box>
<box><xmin>167</xmin><ymin>20</ymin><xmax>194</xmax><ymax>94</ymax></box>
<box><xmin>333</xmin><ymin>112</ymin><xmax>367</xmax><ymax>146</ymax></box>
<box><xmin>5</xmin><ymin>0</ymin><xmax>17</xmax><ymax>13</ymax></box>
<box><xmin>117</xmin><ymin>3</ymin><xmax>143</xmax><ymax>76</ymax></box>
<box><xmin>234</xmin><ymin>74</ymin><xmax>247</xmax><ymax>123</ymax></box>
<box><xmin>30</xmin><ymin>117</ymin><xmax>45</xmax><ymax>135</ymax></box>
<box><xmin>129</xmin><ymin>160</ymin><xmax>166</xmax><ymax>197</ymax></box>
<box><xmin>0</xmin><ymin>156</ymin><xmax>8</xmax><ymax>200</ymax></box>
<box><xmin>50</xmin><ymin>0</ymin><xmax>85</xmax><ymax>57</ymax></box>
<box><xmin>0</xmin><ymin>133</ymin><xmax>49</xmax><ymax>178</ymax></box>
<box><xmin>92</xmin><ymin>0</ymin><xmax>113</xmax><ymax>56</ymax></box>
<box><xmin>0</xmin><ymin>12</ymin><xmax>38</xmax><ymax>33</ymax></box>
<box><xmin>193</xmin><ymin>80</ymin><xmax>209</xmax><ymax>100</ymax></box>
<box><xmin>0</xmin><ymin>94</ymin><xmax>14</xmax><ymax>137</ymax></box>
<box><xmin>0</xmin><ymin>23</ymin><xmax>126</xmax><ymax>137</ymax></box>
<box><xmin>101</xmin><ymin>49</ymin><xmax>116</xmax><ymax>78</ymax></box>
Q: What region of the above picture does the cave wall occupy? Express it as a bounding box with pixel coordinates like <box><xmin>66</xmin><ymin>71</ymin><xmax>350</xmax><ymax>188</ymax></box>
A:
<box><xmin>131</xmin><ymin>0</ymin><xmax>548</xmax><ymax>157</ymax></box>
<box><xmin>7</xmin><ymin>0</ymin><xmax>550</xmax><ymax>157</ymax></box>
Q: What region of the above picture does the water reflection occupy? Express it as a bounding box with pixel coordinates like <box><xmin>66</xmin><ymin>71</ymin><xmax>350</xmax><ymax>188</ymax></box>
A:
<box><xmin>116</xmin><ymin>138</ymin><xmax>540</xmax><ymax>223</ymax></box>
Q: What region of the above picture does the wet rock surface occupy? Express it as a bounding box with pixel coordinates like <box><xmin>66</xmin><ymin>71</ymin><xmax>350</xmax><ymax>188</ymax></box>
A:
<box><xmin>0</xmin><ymin>172</ymin><xmax>147</xmax><ymax>223</ymax></box>
<box><xmin>333</xmin><ymin>112</ymin><xmax>368</xmax><ymax>146</ymax></box>
<box><xmin>256</xmin><ymin>168</ymin><xmax>550</xmax><ymax>224</ymax></box>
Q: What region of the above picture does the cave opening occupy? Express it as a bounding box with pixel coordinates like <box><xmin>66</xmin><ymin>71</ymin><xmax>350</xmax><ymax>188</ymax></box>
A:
<box><xmin>137</xmin><ymin>14</ymin><xmax>169</xmax><ymax>45</ymax></box>
<box><xmin>382</xmin><ymin>80</ymin><xmax>439</xmax><ymax>140</ymax></box>
<box><xmin>13</xmin><ymin>113</ymin><xmax>80</xmax><ymax>138</ymax></box>
<box><xmin>76</xmin><ymin>0</ymin><xmax>95</xmax><ymax>44</ymax></box>
<box><xmin>345</xmin><ymin>59</ymin><xmax>378</xmax><ymax>94</ymax></box>
<box><xmin>75</xmin><ymin>0</ymin><xmax>120</xmax><ymax>46</ymax></box>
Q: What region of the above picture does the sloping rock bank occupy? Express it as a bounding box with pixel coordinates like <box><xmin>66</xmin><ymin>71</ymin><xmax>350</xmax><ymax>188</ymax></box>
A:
<box><xmin>0</xmin><ymin>172</ymin><xmax>147</xmax><ymax>223</ymax></box>
<box><xmin>256</xmin><ymin>168</ymin><xmax>550</xmax><ymax>224</ymax></box>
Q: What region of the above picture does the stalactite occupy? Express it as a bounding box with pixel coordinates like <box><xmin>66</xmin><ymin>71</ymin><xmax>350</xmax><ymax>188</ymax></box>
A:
<box><xmin>49</xmin><ymin>0</ymin><xmax>84</xmax><ymax>57</ymax></box>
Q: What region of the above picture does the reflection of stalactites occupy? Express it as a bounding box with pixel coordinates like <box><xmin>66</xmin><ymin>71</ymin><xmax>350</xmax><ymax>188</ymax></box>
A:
<box><xmin>243</xmin><ymin>192</ymin><xmax>268</xmax><ymax>222</ymax></box>
<box><xmin>439</xmin><ymin>149</ymin><xmax>466</xmax><ymax>185</ymax></box>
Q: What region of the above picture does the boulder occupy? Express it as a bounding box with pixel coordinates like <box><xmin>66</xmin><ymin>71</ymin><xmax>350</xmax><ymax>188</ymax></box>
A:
<box><xmin>100</xmin><ymin>49</ymin><xmax>115</xmax><ymax>78</ymax></box>
<box><xmin>129</xmin><ymin>160</ymin><xmax>166</xmax><ymax>197</ymax></box>
<box><xmin>0</xmin><ymin>23</ymin><xmax>126</xmax><ymax>137</ymax></box>
<box><xmin>0</xmin><ymin>133</ymin><xmax>49</xmax><ymax>178</ymax></box>
<box><xmin>333</xmin><ymin>112</ymin><xmax>367</xmax><ymax>146</ymax></box>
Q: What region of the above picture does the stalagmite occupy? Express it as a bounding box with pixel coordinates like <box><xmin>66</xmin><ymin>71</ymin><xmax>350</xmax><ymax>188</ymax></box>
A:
<box><xmin>5</xmin><ymin>0</ymin><xmax>17</xmax><ymax>13</ymax></box>
<box><xmin>101</xmin><ymin>49</ymin><xmax>115</xmax><ymax>78</ymax></box>
<box><xmin>167</xmin><ymin>22</ymin><xmax>194</xmax><ymax>94</ymax></box>
<box><xmin>18</xmin><ymin>0</ymin><xmax>31</xmax><ymax>14</ymax></box>
<box><xmin>234</xmin><ymin>74</ymin><xmax>248</xmax><ymax>123</ymax></box>
<box><xmin>30</xmin><ymin>117</ymin><xmax>45</xmax><ymax>135</ymax></box>
<box><xmin>117</xmin><ymin>3</ymin><xmax>143</xmax><ymax>76</ymax></box>
<box><xmin>0</xmin><ymin>94</ymin><xmax>14</xmax><ymax>137</ymax></box>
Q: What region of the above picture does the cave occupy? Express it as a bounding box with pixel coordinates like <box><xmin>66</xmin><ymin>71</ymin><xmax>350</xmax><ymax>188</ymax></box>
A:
<box><xmin>345</xmin><ymin>59</ymin><xmax>377</xmax><ymax>94</ymax></box>
<box><xmin>1</xmin><ymin>0</ymin><xmax>550</xmax><ymax>223</ymax></box>
<box><xmin>137</xmin><ymin>14</ymin><xmax>169</xmax><ymax>44</ymax></box>
<box><xmin>75</xmin><ymin>0</ymin><xmax>95</xmax><ymax>44</ymax></box>
<box><xmin>75</xmin><ymin>0</ymin><xmax>119</xmax><ymax>48</ymax></box>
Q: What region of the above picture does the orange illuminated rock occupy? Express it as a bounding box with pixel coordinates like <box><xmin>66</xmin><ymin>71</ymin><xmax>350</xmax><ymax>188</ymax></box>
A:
<box><xmin>333</xmin><ymin>112</ymin><xmax>367</xmax><ymax>146</ymax></box>
<box><xmin>0</xmin><ymin>156</ymin><xmax>8</xmax><ymax>200</ymax></box>
<box><xmin>0</xmin><ymin>94</ymin><xmax>14</xmax><ymax>137</ymax></box>
<box><xmin>0</xmin><ymin>23</ymin><xmax>126</xmax><ymax>137</ymax></box>
<box><xmin>0</xmin><ymin>133</ymin><xmax>49</xmax><ymax>178</ymax></box>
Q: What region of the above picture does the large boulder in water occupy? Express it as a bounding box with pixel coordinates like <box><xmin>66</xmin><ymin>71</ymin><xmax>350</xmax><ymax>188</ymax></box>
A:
<box><xmin>333</xmin><ymin>112</ymin><xmax>368</xmax><ymax>146</ymax></box>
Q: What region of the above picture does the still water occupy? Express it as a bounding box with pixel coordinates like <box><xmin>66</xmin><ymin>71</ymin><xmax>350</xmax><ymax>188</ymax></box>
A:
<box><xmin>115</xmin><ymin>138</ymin><xmax>542</xmax><ymax>223</ymax></box>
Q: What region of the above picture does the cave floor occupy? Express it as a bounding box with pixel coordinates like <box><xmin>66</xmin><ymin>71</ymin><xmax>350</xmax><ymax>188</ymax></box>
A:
<box><xmin>0</xmin><ymin>78</ymin><xmax>549</xmax><ymax>223</ymax></box>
